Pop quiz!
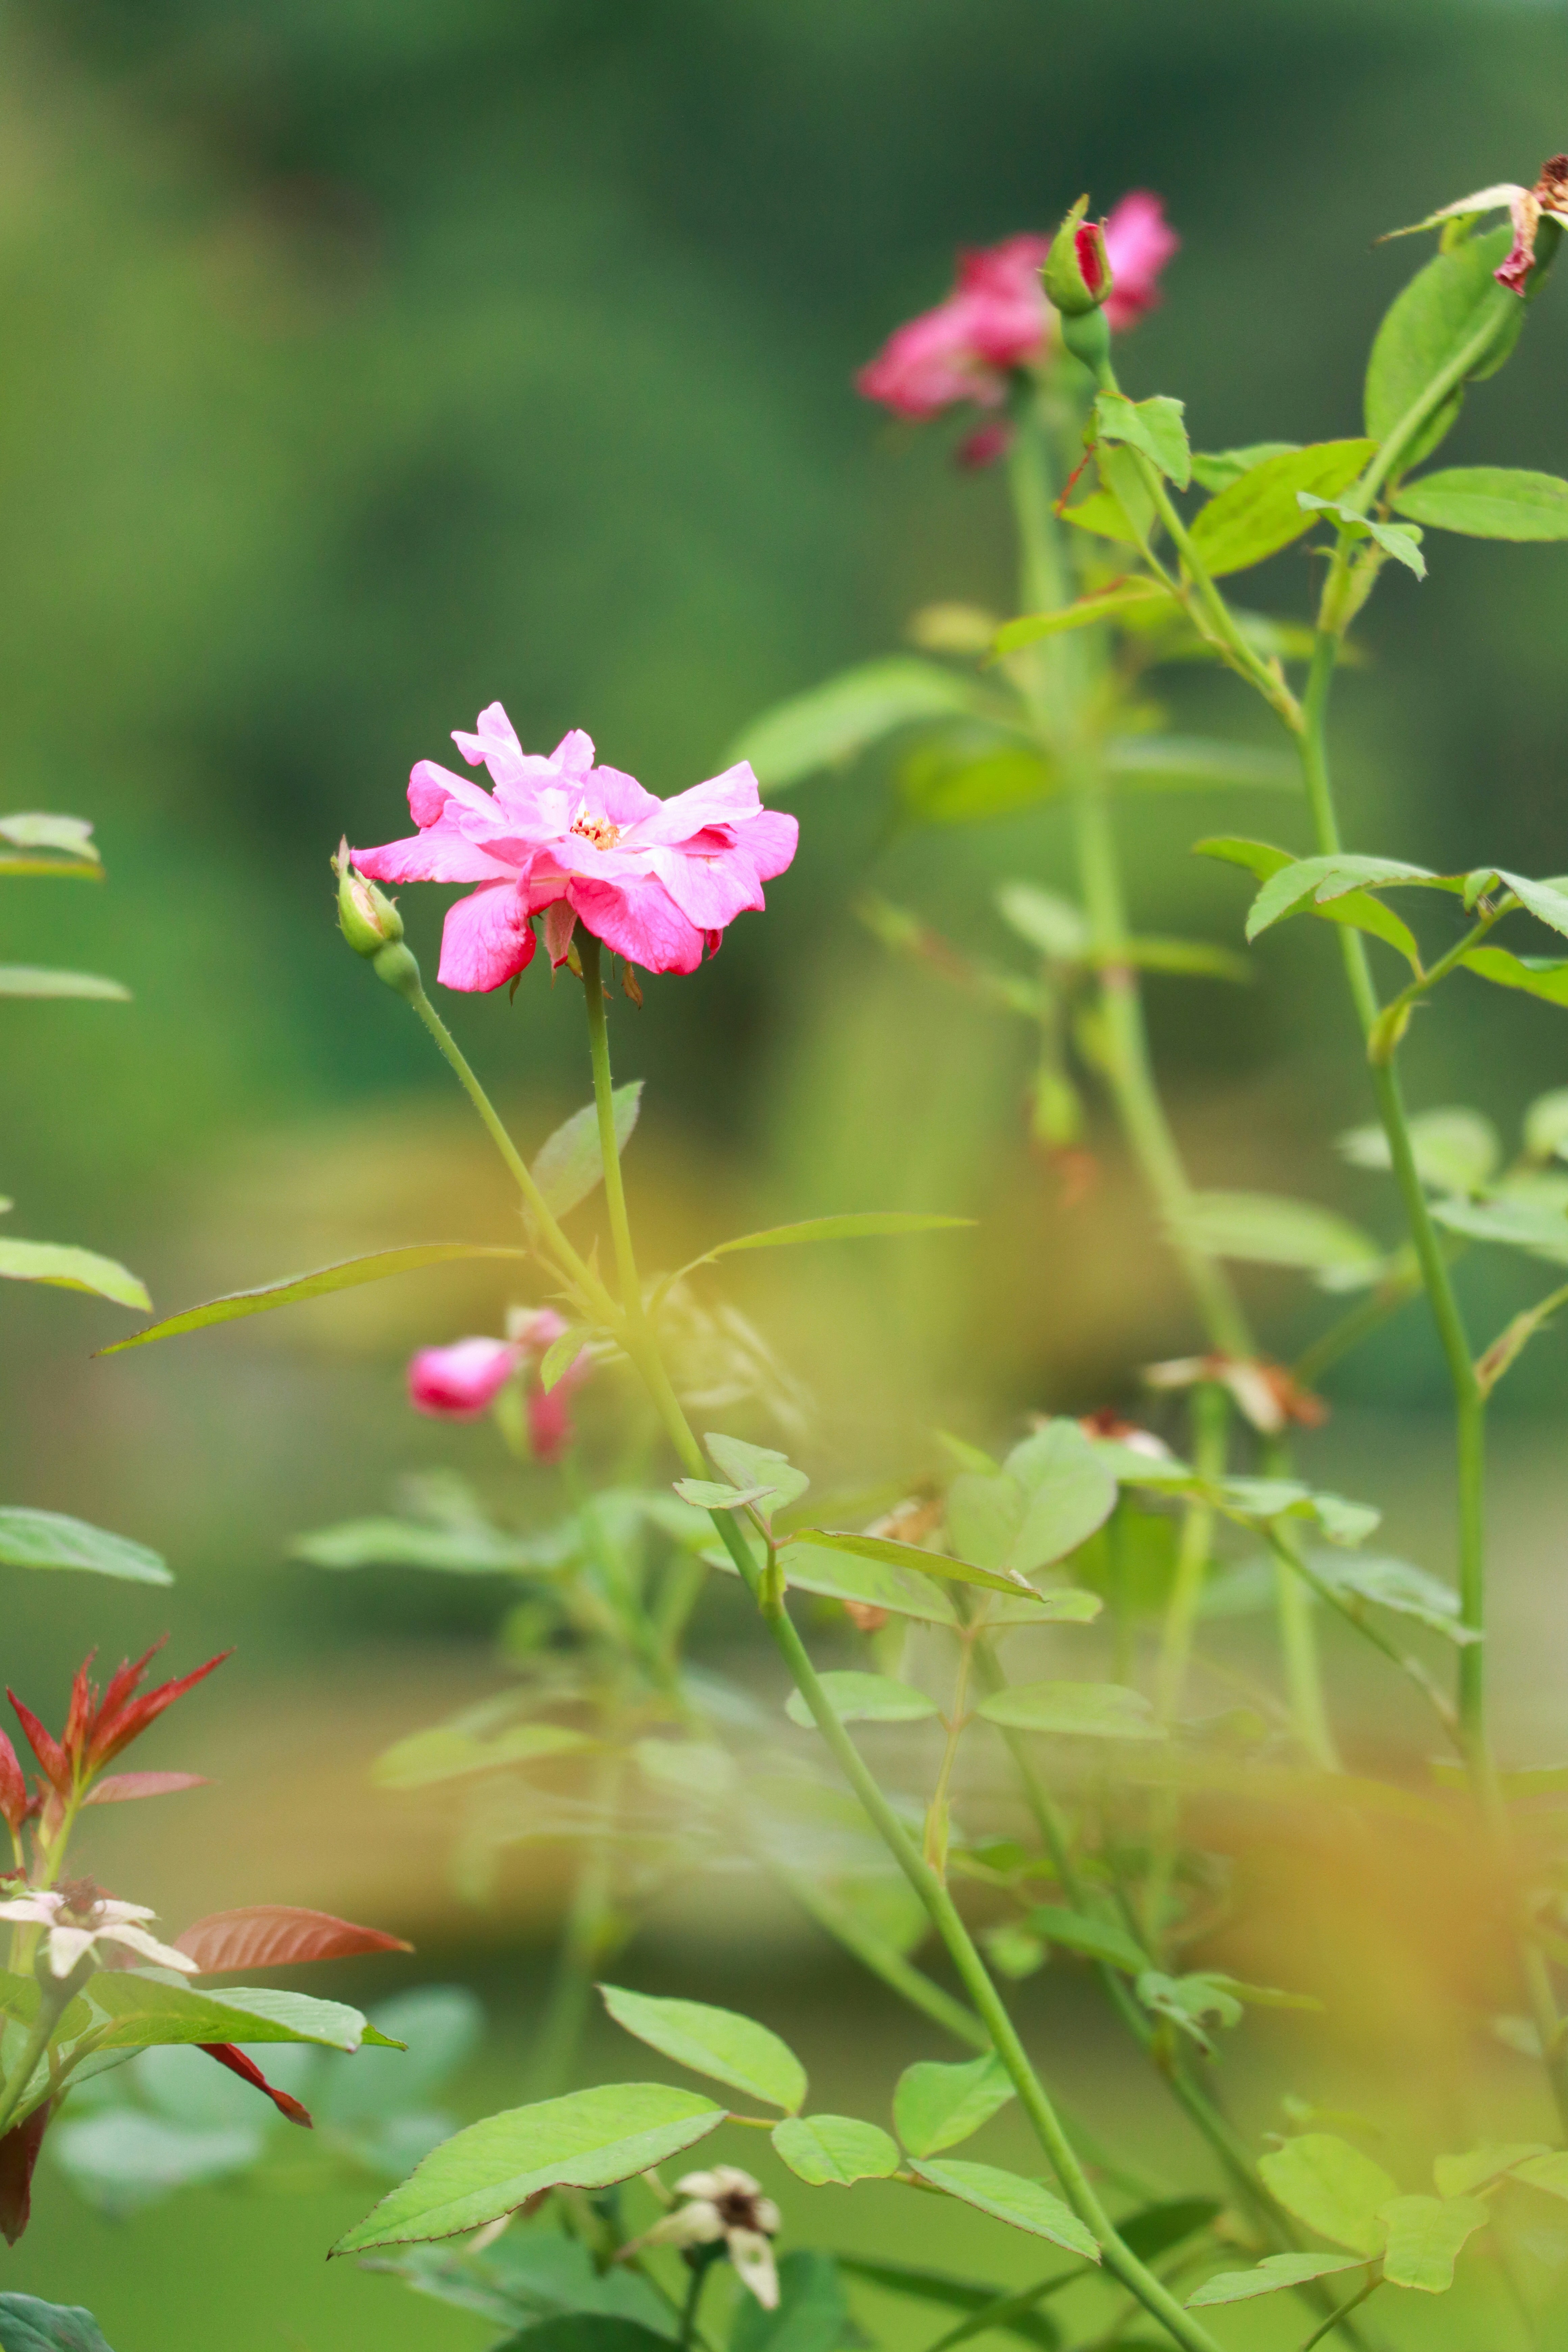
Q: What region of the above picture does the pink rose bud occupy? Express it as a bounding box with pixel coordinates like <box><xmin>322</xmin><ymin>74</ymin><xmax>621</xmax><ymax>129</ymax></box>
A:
<box><xmin>408</xmin><ymin>1337</ymin><xmax>520</xmax><ymax>1418</ymax></box>
<box><xmin>1043</xmin><ymin>198</ymin><xmax>1109</xmax><ymax>318</ymax></box>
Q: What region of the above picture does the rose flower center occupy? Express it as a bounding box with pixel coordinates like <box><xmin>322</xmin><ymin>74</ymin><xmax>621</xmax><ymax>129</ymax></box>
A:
<box><xmin>569</xmin><ymin>808</ymin><xmax>622</xmax><ymax>851</ymax></box>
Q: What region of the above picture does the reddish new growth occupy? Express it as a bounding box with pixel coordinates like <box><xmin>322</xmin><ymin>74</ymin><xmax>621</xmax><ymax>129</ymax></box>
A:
<box><xmin>8</xmin><ymin>1639</ymin><xmax>229</xmax><ymax>1805</ymax></box>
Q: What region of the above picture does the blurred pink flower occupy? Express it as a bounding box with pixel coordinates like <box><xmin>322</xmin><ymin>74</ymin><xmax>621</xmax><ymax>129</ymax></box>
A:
<box><xmin>511</xmin><ymin>1307</ymin><xmax>590</xmax><ymax>1463</ymax></box>
<box><xmin>352</xmin><ymin>706</ymin><xmax>798</xmax><ymax>993</ymax></box>
<box><xmin>408</xmin><ymin>1336</ymin><xmax>519</xmax><ymax>1418</ymax></box>
<box><xmin>855</xmin><ymin>196</ymin><xmax>1177</xmax><ymax>423</ymax></box>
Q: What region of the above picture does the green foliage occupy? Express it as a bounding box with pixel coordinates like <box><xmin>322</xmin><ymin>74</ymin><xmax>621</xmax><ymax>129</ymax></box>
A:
<box><xmin>899</xmin><ymin>738</ymin><xmax>1060</xmax><ymax>828</ymax></box>
<box><xmin>908</xmin><ymin>2158</ymin><xmax>1100</xmax><ymax>2258</ymax></box>
<box><xmin>0</xmin><ymin>1506</ymin><xmax>170</xmax><ymax>1584</ymax></box>
<box><xmin>361</xmin><ymin>2228</ymin><xmax>676</xmax><ymax>2336</ymax></box>
<box><xmin>781</xmin><ymin>1526</ymin><xmax>1041</xmax><ymax>1600</ymax></box>
<box><xmin>1100</xmin><ymin>737</ymin><xmax>1298</xmax><ymax>792</ymax></box>
<box><xmin>1028</xmin><ymin>1906</ymin><xmax>1147</xmax><ymax>1974</ymax></box>
<box><xmin>771</xmin><ymin>2113</ymin><xmax>900</xmax><ymax>2185</ymax></box>
<box><xmin>332</xmin><ymin>2083</ymin><xmax>726</xmax><ymax>2253</ymax></box>
<box><xmin>991</xmin><ymin>582</ymin><xmax>1173</xmax><ymax>655</ymax></box>
<box><xmin>834</xmin><ymin>2255</ymin><xmax>1062</xmax><ymax>2351</ymax></box>
<box><xmin>1187</xmin><ymin>442</ymin><xmax>1374</xmax><ymax>576</ymax></box>
<box><xmin>491</xmin><ymin>2320</ymin><xmax>673</xmax><ymax>2352</ymax></box>
<box><xmin>1094</xmin><ymin>392</ymin><xmax>1192</xmax><ymax>489</ymax></box>
<box><xmin>532</xmin><ymin>1084</ymin><xmax>643</xmax><ymax>1221</ymax></box>
<box><xmin>729</xmin><ymin>659</ymin><xmax>992</xmax><ymax>791</ymax></box>
<box><xmin>1197</xmin><ymin>836</ymin><xmax>1422</xmax><ymax>967</ymax></box>
<box><xmin>1189</xmin><ymin>443</ymin><xmax>1300</xmax><ymax>492</ymax></box>
<box><xmin>0</xmin><ymin>2299</ymin><xmax>116</xmax><ymax>2352</ymax></box>
<box><xmin>372</xmin><ymin>1721</ymin><xmax>593</xmax><ymax>1789</ymax></box>
<box><xmin>1364</xmin><ymin>227</ymin><xmax>1521</xmax><ymax>475</ymax></box>
<box><xmin>706</xmin><ymin>1434</ymin><xmax>812</xmax><ymax>1511</ymax></box>
<box><xmin>0</xmin><ymin>967</ymin><xmax>127</xmax><ymax>999</ymax></box>
<box><xmin>978</xmin><ymin>1682</ymin><xmax>1161</xmax><ymax>1741</ymax></box>
<box><xmin>1393</xmin><ymin>466</ymin><xmax>1568</xmax><ymax>539</ymax></box>
<box><xmin>598</xmin><ymin>1984</ymin><xmax>807</xmax><ymax>2113</ymax></box>
<box><xmin>100</xmin><ymin>1241</ymin><xmax>531</xmax><ymax>1353</ymax></box>
<box><xmin>784</xmin><ymin>1671</ymin><xmax>938</xmax><ymax>1728</ymax></box>
<box><xmin>1339</xmin><ymin>1105</ymin><xmax>1499</xmax><ymax>1193</ymax></box>
<box><xmin>1188</xmin><ymin>2251</ymin><xmax>1366</xmax><ymax>2306</ymax></box>
<box><xmin>0</xmin><ymin>1238</ymin><xmax>149</xmax><ymax>1312</ymax></box>
<box><xmin>1296</xmin><ymin>492</ymin><xmax>1426</xmax><ymax>579</ymax></box>
<box><xmin>730</xmin><ymin>2252</ymin><xmax>851</xmax><ymax>2352</ymax></box>
<box><xmin>1168</xmin><ymin>1192</ymin><xmax>1384</xmax><ymax>1289</ymax></box>
<box><xmin>1256</xmin><ymin>2132</ymin><xmax>1397</xmax><ymax>2256</ymax></box>
<box><xmin>1378</xmin><ymin>2191</ymin><xmax>1488</xmax><ymax>2290</ymax></box>
<box><xmin>893</xmin><ymin>2054</ymin><xmax>1015</xmax><ymax>2156</ymax></box>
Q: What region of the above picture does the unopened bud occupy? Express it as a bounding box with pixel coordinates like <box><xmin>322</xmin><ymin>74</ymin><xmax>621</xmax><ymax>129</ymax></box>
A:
<box><xmin>334</xmin><ymin>840</ymin><xmax>403</xmax><ymax>957</ymax></box>
<box><xmin>1043</xmin><ymin>197</ymin><xmax>1111</xmax><ymax>318</ymax></box>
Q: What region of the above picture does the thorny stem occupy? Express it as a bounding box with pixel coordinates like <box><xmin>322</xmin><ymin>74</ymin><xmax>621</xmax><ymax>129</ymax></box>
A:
<box><xmin>572</xmin><ymin>959</ymin><xmax>1228</xmax><ymax>2352</ymax></box>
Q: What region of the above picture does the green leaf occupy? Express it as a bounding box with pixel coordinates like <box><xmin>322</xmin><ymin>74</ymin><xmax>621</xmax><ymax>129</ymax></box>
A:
<box><xmin>784</xmin><ymin>1671</ymin><xmax>939</xmax><ymax>1729</ymax></box>
<box><xmin>688</xmin><ymin>1213</ymin><xmax>973</xmax><ymax>1273</ymax></box>
<box><xmin>51</xmin><ymin>2108</ymin><xmax>264</xmax><ymax>2213</ymax></box>
<box><xmin>772</xmin><ymin>2113</ymin><xmax>900</xmax><ymax>2186</ymax></box>
<box><xmin>0</xmin><ymin>966</ymin><xmax>128</xmax><ymax>999</ymax></box>
<box><xmin>705</xmin><ymin>1434</ymin><xmax>811</xmax><ymax>1512</ymax></box>
<box><xmin>909</xmin><ymin>2159</ymin><xmax>1100</xmax><ymax>2260</ymax></box>
<box><xmin>1256</xmin><ymin>2133</ymin><xmax>1397</xmax><ymax>2256</ymax></box>
<box><xmin>1513</xmin><ymin>2151</ymin><xmax>1568</xmax><ymax>2201</ymax></box>
<box><xmin>995</xmin><ymin>885</ymin><xmax>1088</xmax><ymax>959</ymax></box>
<box><xmin>0</xmin><ymin>1240</ymin><xmax>149</xmax><ymax>1312</ymax></box>
<box><xmin>323</xmin><ymin>1987</ymin><xmax>484</xmax><ymax>2121</ymax></box>
<box><xmin>1430</xmin><ymin>1194</ymin><xmax>1568</xmax><ymax>1264</ymax></box>
<box><xmin>539</xmin><ymin>1324</ymin><xmax>590</xmax><ymax>1392</ymax></box>
<box><xmin>598</xmin><ymin>1984</ymin><xmax>806</xmax><ymax>2113</ymax></box>
<box><xmin>1461</xmin><ymin>946</ymin><xmax>1568</xmax><ymax>1009</ymax></box>
<box><xmin>899</xmin><ymin>738</ymin><xmax>1060</xmax><ymax>827</ymax></box>
<box><xmin>373</xmin><ymin>1722</ymin><xmax>593</xmax><ymax>1789</ymax></box>
<box><xmin>1119</xmin><ymin>2199</ymin><xmax>1222</xmax><ymax>2262</ymax></box>
<box><xmin>1197</xmin><ymin>836</ymin><xmax>1422</xmax><ymax>970</ymax></box>
<box><xmin>490</xmin><ymin>2322</ymin><xmax>673</xmax><ymax>2352</ymax></box>
<box><xmin>1060</xmin><ymin>446</ymin><xmax>1159</xmax><ymax>549</ymax></box>
<box><xmin>730</xmin><ymin>2253</ymin><xmax>849</xmax><ymax>2352</ymax></box>
<box><xmin>1002</xmin><ymin>1422</ymin><xmax>1119</xmax><ymax>1570</ymax></box>
<box><xmin>673</xmin><ymin>1479</ymin><xmax>775</xmax><ymax>1512</ymax></box>
<box><xmin>81</xmin><ymin>1974</ymin><xmax>387</xmax><ymax>2055</ymax></box>
<box><xmin>833</xmin><ymin>2259</ymin><xmax>1061</xmax><ymax>2352</ymax></box>
<box><xmin>1365</xmin><ymin>228</ymin><xmax>1522</xmax><ymax>475</ymax></box>
<box><xmin>98</xmin><ymin>1242</ymin><xmax>530</xmax><ymax>1354</ymax></box>
<box><xmin>332</xmin><ymin>2083</ymin><xmax>725</xmax><ymax>2253</ymax></box>
<box><xmin>729</xmin><ymin>659</ymin><xmax>993</xmax><ymax>792</ymax></box>
<box><xmin>1392</xmin><ymin>465</ymin><xmax>1568</xmax><ymax>541</ymax></box>
<box><xmin>1095</xmin><ymin>392</ymin><xmax>1191</xmax><ymax>489</ymax></box>
<box><xmin>1497</xmin><ymin>869</ymin><xmax>1568</xmax><ymax>944</ymax></box>
<box><xmin>1246</xmin><ymin>853</ymin><xmax>1445</xmax><ymax>942</ymax></box>
<box><xmin>0</xmin><ymin>1508</ymin><xmax>170</xmax><ymax>1585</ymax></box>
<box><xmin>1028</xmin><ymin>1906</ymin><xmax>1147</xmax><ymax>1976</ymax></box>
<box><xmin>978</xmin><ymin>1683</ymin><xmax>1162</xmax><ymax>1741</ymax></box>
<box><xmin>293</xmin><ymin>1517</ymin><xmax>554</xmax><ymax>1573</ymax></box>
<box><xmin>990</xmin><ymin>582</ymin><xmax>1173</xmax><ymax>657</ymax></box>
<box><xmin>531</xmin><ymin>1085</ymin><xmax>642</xmax><ymax>1221</ymax></box>
<box><xmin>0</xmin><ymin>812</ymin><xmax>99</xmax><ymax>857</ymax></box>
<box><xmin>1378</xmin><ymin>2192</ymin><xmax>1488</xmax><ymax>2292</ymax></box>
<box><xmin>1524</xmin><ymin>1089</ymin><xmax>1568</xmax><ymax>1162</ymax></box>
<box><xmin>1323</xmin><ymin>1556</ymin><xmax>1476</xmax><ymax>1644</ymax></box>
<box><xmin>1296</xmin><ymin>493</ymin><xmax>1426</xmax><ymax>578</ymax></box>
<box><xmin>0</xmin><ymin>2297</ymin><xmax>117</xmax><ymax>2352</ymax></box>
<box><xmin>1187</xmin><ymin>442</ymin><xmax>1375</xmax><ymax>577</ymax></box>
<box><xmin>894</xmin><ymin>2054</ymin><xmax>1015</xmax><ymax>2156</ymax></box>
<box><xmin>1168</xmin><ymin>1192</ymin><xmax>1383</xmax><ymax>1288</ymax></box>
<box><xmin>1188</xmin><ymin>2253</ymin><xmax>1367</xmax><ymax>2308</ymax></box>
<box><xmin>753</xmin><ymin>1539</ymin><xmax>957</xmax><ymax>1627</ymax></box>
<box><xmin>781</xmin><ymin>1528</ymin><xmax>1031</xmax><ymax>1598</ymax></box>
<box><xmin>361</xmin><ymin>2228</ymin><xmax>675</xmax><ymax>2336</ymax></box>
<box><xmin>1190</xmin><ymin>443</ymin><xmax>1300</xmax><ymax>493</ymax></box>
<box><xmin>1433</xmin><ymin>2143</ymin><xmax>1547</xmax><ymax>2199</ymax></box>
<box><xmin>1102</xmin><ymin>737</ymin><xmax>1299</xmax><ymax>793</ymax></box>
<box><xmin>1339</xmin><ymin>1106</ymin><xmax>1499</xmax><ymax>1194</ymax></box>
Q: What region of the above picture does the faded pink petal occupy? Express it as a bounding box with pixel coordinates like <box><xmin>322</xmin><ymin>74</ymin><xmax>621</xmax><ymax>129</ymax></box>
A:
<box><xmin>511</xmin><ymin>1307</ymin><xmax>569</xmax><ymax>1357</ymax></box>
<box><xmin>437</xmin><ymin>879</ymin><xmax>537</xmax><ymax>991</ymax></box>
<box><xmin>957</xmin><ymin>421</ymin><xmax>1013</xmax><ymax>470</ymax></box>
<box><xmin>409</xmin><ymin>1337</ymin><xmax>520</xmax><ymax>1417</ymax></box>
<box><xmin>526</xmin><ymin>1383</ymin><xmax>576</xmax><ymax>1462</ymax></box>
<box><xmin>354</xmin><ymin>708</ymin><xmax>795</xmax><ymax>990</ymax></box>
<box><xmin>856</xmin><ymin>293</ymin><xmax>1009</xmax><ymax>418</ymax></box>
<box><xmin>1102</xmin><ymin>192</ymin><xmax>1179</xmax><ymax>332</ymax></box>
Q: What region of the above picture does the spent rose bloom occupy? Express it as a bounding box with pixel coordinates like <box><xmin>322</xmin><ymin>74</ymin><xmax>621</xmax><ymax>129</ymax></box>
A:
<box><xmin>0</xmin><ymin>1881</ymin><xmax>198</xmax><ymax>1979</ymax></box>
<box><xmin>855</xmin><ymin>195</ymin><xmax>1178</xmax><ymax>426</ymax></box>
<box><xmin>622</xmin><ymin>2166</ymin><xmax>781</xmax><ymax>2308</ymax></box>
<box><xmin>351</xmin><ymin>705</ymin><xmax>798</xmax><ymax>992</ymax></box>
<box><xmin>1387</xmin><ymin>155</ymin><xmax>1568</xmax><ymax>297</ymax></box>
<box><xmin>408</xmin><ymin>1336</ymin><xmax>520</xmax><ymax>1418</ymax></box>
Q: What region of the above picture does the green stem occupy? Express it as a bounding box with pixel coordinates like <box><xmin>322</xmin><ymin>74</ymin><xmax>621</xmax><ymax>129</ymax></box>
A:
<box><xmin>0</xmin><ymin>1983</ymin><xmax>69</xmax><ymax>2139</ymax></box>
<box><xmin>528</xmin><ymin>1750</ymin><xmax>624</xmax><ymax>2100</ymax></box>
<box><xmin>1144</xmin><ymin>1387</ymin><xmax>1227</xmax><ymax>1944</ymax></box>
<box><xmin>574</xmin><ymin>964</ymin><xmax>1226</xmax><ymax>2352</ymax></box>
<box><xmin>1298</xmin><ymin>2275</ymin><xmax>1381</xmax><ymax>2352</ymax></box>
<box><xmin>1261</xmin><ymin>1439</ymin><xmax>1342</xmax><ymax>1773</ymax></box>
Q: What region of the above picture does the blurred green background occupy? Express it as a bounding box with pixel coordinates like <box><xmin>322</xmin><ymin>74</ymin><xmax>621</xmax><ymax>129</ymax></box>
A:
<box><xmin>8</xmin><ymin>0</ymin><xmax>1568</xmax><ymax>2341</ymax></box>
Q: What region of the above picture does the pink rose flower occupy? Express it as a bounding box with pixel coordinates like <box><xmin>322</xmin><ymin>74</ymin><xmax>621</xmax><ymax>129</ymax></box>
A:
<box><xmin>855</xmin><ymin>196</ymin><xmax>1178</xmax><ymax>424</ymax></box>
<box><xmin>408</xmin><ymin>1336</ymin><xmax>519</xmax><ymax>1418</ymax></box>
<box><xmin>352</xmin><ymin>706</ymin><xmax>798</xmax><ymax>993</ymax></box>
<box><xmin>511</xmin><ymin>1306</ymin><xmax>591</xmax><ymax>1463</ymax></box>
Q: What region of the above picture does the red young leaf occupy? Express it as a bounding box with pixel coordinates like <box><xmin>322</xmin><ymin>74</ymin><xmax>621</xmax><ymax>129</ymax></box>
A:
<box><xmin>6</xmin><ymin>1694</ymin><xmax>68</xmax><ymax>1795</ymax></box>
<box><xmin>90</xmin><ymin>1648</ymin><xmax>231</xmax><ymax>1769</ymax></box>
<box><xmin>0</xmin><ymin>2102</ymin><xmax>51</xmax><ymax>2244</ymax></box>
<box><xmin>83</xmin><ymin>1771</ymin><xmax>210</xmax><ymax>1806</ymax></box>
<box><xmin>0</xmin><ymin>1730</ymin><xmax>27</xmax><ymax>1833</ymax></box>
<box><xmin>175</xmin><ymin>1905</ymin><xmax>413</xmax><ymax>1973</ymax></box>
<box><xmin>198</xmin><ymin>2044</ymin><xmax>313</xmax><ymax>2129</ymax></box>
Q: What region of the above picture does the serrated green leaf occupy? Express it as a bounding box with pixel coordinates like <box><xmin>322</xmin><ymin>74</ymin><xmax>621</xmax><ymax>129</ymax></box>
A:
<box><xmin>1095</xmin><ymin>392</ymin><xmax>1191</xmax><ymax>489</ymax></box>
<box><xmin>744</xmin><ymin>1540</ymin><xmax>956</xmax><ymax>1627</ymax></box>
<box><xmin>1190</xmin><ymin>443</ymin><xmax>1300</xmax><ymax>493</ymax></box>
<box><xmin>1498</xmin><ymin>869</ymin><xmax>1568</xmax><ymax>944</ymax></box>
<box><xmin>1197</xmin><ymin>836</ymin><xmax>1422</xmax><ymax>970</ymax></box>
<box><xmin>781</xmin><ymin>1528</ymin><xmax>1030</xmax><ymax>1598</ymax></box>
<box><xmin>1323</xmin><ymin>1555</ymin><xmax>1475</xmax><ymax>1644</ymax></box>
<box><xmin>530</xmin><ymin>1084</ymin><xmax>641</xmax><ymax>1222</ymax></box>
<box><xmin>487</xmin><ymin>2321</ymin><xmax>673</xmax><ymax>2352</ymax></box>
<box><xmin>1431</xmin><ymin>1194</ymin><xmax>1568</xmax><ymax>1264</ymax></box>
<box><xmin>772</xmin><ymin>2113</ymin><xmax>900</xmax><ymax>2185</ymax></box>
<box><xmin>1461</xmin><ymin>946</ymin><xmax>1568</xmax><ymax>1009</ymax></box>
<box><xmin>1378</xmin><ymin>2192</ymin><xmax>1488</xmax><ymax>2292</ymax></box>
<box><xmin>895</xmin><ymin>2054</ymin><xmax>1015</xmax><ymax>2156</ymax></box>
<box><xmin>1365</xmin><ymin>229</ymin><xmax>1522</xmax><ymax>475</ymax></box>
<box><xmin>0</xmin><ymin>965</ymin><xmax>128</xmax><ymax>999</ymax></box>
<box><xmin>729</xmin><ymin>659</ymin><xmax>994</xmax><ymax>791</ymax></box>
<box><xmin>784</xmin><ymin>1671</ymin><xmax>938</xmax><ymax>1729</ymax></box>
<box><xmin>1433</xmin><ymin>2143</ymin><xmax>1547</xmax><ymax>2199</ymax></box>
<box><xmin>1257</xmin><ymin>2134</ymin><xmax>1397</xmax><ymax>2256</ymax></box>
<box><xmin>1188</xmin><ymin>442</ymin><xmax>1375</xmax><ymax>577</ymax></box>
<box><xmin>673</xmin><ymin>1478</ymin><xmax>774</xmax><ymax>1511</ymax></box>
<box><xmin>990</xmin><ymin>582</ymin><xmax>1174</xmax><ymax>657</ymax></box>
<box><xmin>0</xmin><ymin>2297</ymin><xmax>117</xmax><ymax>2352</ymax></box>
<box><xmin>373</xmin><ymin>1722</ymin><xmax>593</xmax><ymax>1789</ymax></box>
<box><xmin>98</xmin><ymin>1243</ymin><xmax>531</xmax><ymax>1354</ymax></box>
<box><xmin>978</xmin><ymin>1683</ymin><xmax>1162</xmax><ymax>1741</ymax></box>
<box><xmin>909</xmin><ymin>2159</ymin><xmax>1100</xmax><ymax>2260</ymax></box>
<box><xmin>1028</xmin><ymin>1906</ymin><xmax>1147</xmax><ymax>1975</ymax></box>
<box><xmin>333</xmin><ymin>2083</ymin><xmax>725</xmax><ymax>2252</ymax></box>
<box><xmin>1002</xmin><ymin>1422</ymin><xmax>1119</xmax><ymax>1570</ymax></box>
<box><xmin>0</xmin><ymin>1508</ymin><xmax>170</xmax><ymax>1585</ymax></box>
<box><xmin>1393</xmin><ymin>465</ymin><xmax>1568</xmax><ymax>540</ymax></box>
<box><xmin>80</xmin><ymin>1975</ymin><xmax>385</xmax><ymax>2055</ymax></box>
<box><xmin>1296</xmin><ymin>493</ymin><xmax>1426</xmax><ymax>579</ymax></box>
<box><xmin>598</xmin><ymin>1983</ymin><xmax>805</xmax><ymax>2112</ymax></box>
<box><xmin>705</xmin><ymin>1433</ymin><xmax>810</xmax><ymax>1511</ymax></box>
<box><xmin>1188</xmin><ymin>2252</ymin><xmax>1367</xmax><ymax>2308</ymax></box>
<box><xmin>1246</xmin><ymin>854</ymin><xmax>1445</xmax><ymax>942</ymax></box>
<box><xmin>538</xmin><ymin>1324</ymin><xmax>590</xmax><ymax>1393</ymax></box>
<box><xmin>1103</xmin><ymin>737</ymin><xmax>1299</xmax><ymax>793</ymax></box>
<box><xmin>0</xmin><ymin>1239</ymin><xmax>149</xmax><ymax>1312</ymax></box>
<box><xmin>1169</xmin><ymin>1192</ymin><xmax>1383</xmax><ymax>1286</ymax></box>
